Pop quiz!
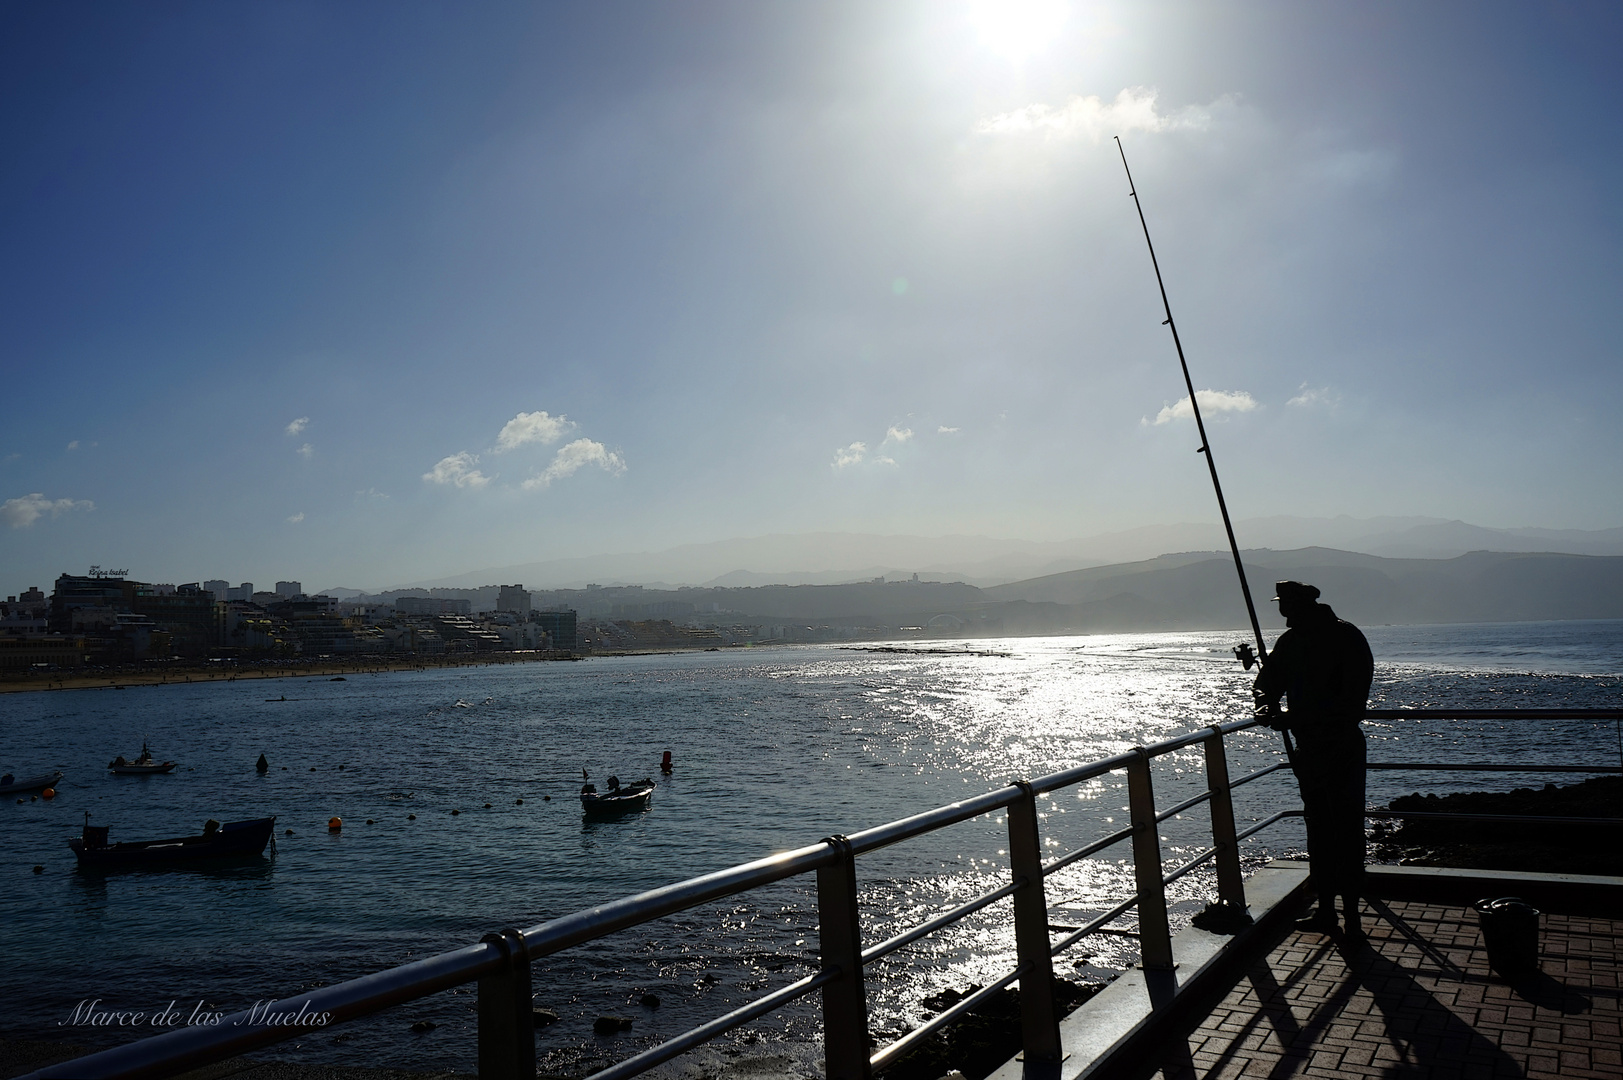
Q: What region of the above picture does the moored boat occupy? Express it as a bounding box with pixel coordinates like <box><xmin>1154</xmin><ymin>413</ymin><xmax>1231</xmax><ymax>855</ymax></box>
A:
<box><xmin>109</xmin><ymin>742</ymin><xmax>177</xmax><ymax>774</ymax></box>
<box><xmin>0</xmin><ymin>770</ymin><xmax>63</xmax><ymax>795</ymax></box>
<box><xmin>69</xmin><ymin>816</ymin><xmax>277</xmax><ymax>868</ymax></box>
<box><xmin>580</xmin><ymin>777</ymin><xmax>654</xmax><ymax>816</ymax></box>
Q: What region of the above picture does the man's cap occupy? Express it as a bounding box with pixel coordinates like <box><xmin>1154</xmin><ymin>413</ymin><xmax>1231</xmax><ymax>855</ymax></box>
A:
<box><xmin>1272</xmin><ymin>580</ymin><xmax>1320</xmax><ymax>603</ymax></box>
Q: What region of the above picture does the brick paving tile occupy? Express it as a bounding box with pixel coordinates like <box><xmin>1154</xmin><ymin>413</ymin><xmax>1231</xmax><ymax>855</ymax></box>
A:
<box><xmin>1147</xmin><ymin>901</ymin><xmax>1622</xmax><ymax>1080</ymax></box>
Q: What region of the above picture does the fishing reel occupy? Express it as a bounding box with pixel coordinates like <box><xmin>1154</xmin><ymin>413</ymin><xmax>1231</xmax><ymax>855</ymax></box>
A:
<box><xmin>1232</xmin><ymin>642</ymin><xmax>1257</xmax><ymax>670</ymax></box>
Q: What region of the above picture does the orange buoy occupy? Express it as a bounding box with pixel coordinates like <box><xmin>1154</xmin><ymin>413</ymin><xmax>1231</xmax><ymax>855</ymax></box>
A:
<box><xmin>328</xmin><ymin>816</ymin><xmax>342</xmax><ymax>831</ymax></box>
<box><xmin>41</xmin><ymin>788</ymin><xmax>56</xmax><ymax>799</ymax></box>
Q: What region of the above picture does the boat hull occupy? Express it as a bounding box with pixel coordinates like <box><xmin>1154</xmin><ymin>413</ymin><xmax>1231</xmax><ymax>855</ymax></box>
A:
<box><xmin>70</xmin><ymin>817</ymin><xmax>277</xmax><ymax>868</ymax></box>
<box><xmin>109</xmin><ymin>762</ymin><xmax>177</xmax><ymax>775</ymax></box>
<box><xmin>580</xmin><ymin>785</ymin><xmax>653</xmax><ymax>816</ymax></box>
<box><xmin>0</xmin><ymin>770</ymin><xmax>63</xmax><ymax>795</ymax></box>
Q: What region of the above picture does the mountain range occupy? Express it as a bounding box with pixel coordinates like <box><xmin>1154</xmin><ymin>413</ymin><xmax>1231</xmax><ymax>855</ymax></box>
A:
<box><xmin>333</xmin><ymin>516</ymin><xmax>1623</xmax><ymax>594</ymax></box>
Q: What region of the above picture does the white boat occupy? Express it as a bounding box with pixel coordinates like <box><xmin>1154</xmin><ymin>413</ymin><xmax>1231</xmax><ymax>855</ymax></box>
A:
<box><xmin>580</xmin><ymin>778</ymin><xmax>654</xmax><ymax>815</ymax></box>
<box><xmin>109</xmin><ymin>743</ymin><xmax>177</xmax><ymax>775</ymax></box>
<box><xmin>1</xmin><ymin>770</ymin><xmax>63</xmax><ymax>795</ymax></box>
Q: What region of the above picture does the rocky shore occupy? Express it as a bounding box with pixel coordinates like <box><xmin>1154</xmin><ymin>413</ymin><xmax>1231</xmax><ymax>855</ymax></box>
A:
<box><xmin>1371</xmin><ymin>774</ymin><xmax>1622</xmax><ymax>876</ymax></box>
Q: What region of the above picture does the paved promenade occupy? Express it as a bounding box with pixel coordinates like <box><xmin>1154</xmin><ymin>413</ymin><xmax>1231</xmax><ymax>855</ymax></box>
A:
<box><xmin>1152</xmin><ymin>899</ymin><xmax>1621</xmax><ymax>1080</ymax></box>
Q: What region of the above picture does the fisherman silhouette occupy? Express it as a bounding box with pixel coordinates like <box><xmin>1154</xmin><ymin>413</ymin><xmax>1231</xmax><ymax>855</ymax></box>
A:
<box><xmin>1252</xmin><ymin>580</ymin><xmax>1374</xmax><ymax>939</ymax></box>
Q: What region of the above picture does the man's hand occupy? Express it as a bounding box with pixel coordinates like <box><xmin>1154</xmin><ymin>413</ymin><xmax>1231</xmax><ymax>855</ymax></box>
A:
<box><xmin>1253</xmin><ymin>690</ymin><xmax>1287</xmax><ymax>730</ymax></box>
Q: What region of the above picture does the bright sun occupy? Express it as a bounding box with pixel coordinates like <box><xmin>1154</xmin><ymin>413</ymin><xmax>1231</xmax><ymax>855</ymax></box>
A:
<box><xmin>967</xmin><ymin>0</ymin><xmax>1068</xmax><ymax>63</ymax></box>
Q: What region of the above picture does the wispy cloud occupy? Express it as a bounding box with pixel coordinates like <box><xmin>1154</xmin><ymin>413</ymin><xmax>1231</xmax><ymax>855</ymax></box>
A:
<box><xmin>521</xmin><ymin>439</ymin><xmax>627</xmax><ymax>489</ymax></box>
<box><xmin>423</xmin><ymin>451</ymin><xmax>492</xmax><ymax>488</ymax></box>
<box><xmin>2</xmin><ymin>492</ymin><xmax>94</xmax><ymax>529</ymax></box>
<box><xmin>832</xmin><ymin>442</ymin><xmax>868</xmax><ymax>469</ymax></box>
<box><xmin>287</xmin><ymin>512</ymin><xmax>305</xmax><ymax>524</ymax></box>
<box><xmin>937</xmin><ymin>426</ymin><xmax>960</xmax><ymax>435</ymax></box>
<box><xmin>883</xmin><ymin>426</ymin><xmax>914</xmax><ymax>445</ymax></box>
<box><xmin>1151</xmin><ymin>389</ymin><xmax>1258</xmax><ymax>425</ymax></box>
<box><xmin>296</xmin><ymin>443</ymin><xmax>314</xmax><ymax>460</ymax></box>
<box><xmin>495</xmin><ymin>410</ymin><xmax>574</xmax><ymax>453</ymax></box>
<box><xmin>286</xmin><ymin>417</ymin><xmax>309</xmax><ymax>436</ymax></box>
<box><xmin>975</xmin><ymin>87</ymin><xmax>1211</xmax><ymax>142</ymax></box>
<box><xmin>66</xmin><ymin>440</ymin><xmax>79</xmax><ymax>451</ymax></box>
<box><xmin>356</xmin><ymin>487</ymin><xmax>389</xmax><ymax>500</ymax></box>
<box><xmin>1287</xmin><ymin>384</ymin><xmax>1339</xmax><ymax>408</ymax></box>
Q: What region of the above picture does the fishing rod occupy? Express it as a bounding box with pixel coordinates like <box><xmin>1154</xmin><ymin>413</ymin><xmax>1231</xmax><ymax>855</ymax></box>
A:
<box><xmin>1113</xmin><ymin>137</ymin><xmax>1292</xmax><ymax>748</ymax></box>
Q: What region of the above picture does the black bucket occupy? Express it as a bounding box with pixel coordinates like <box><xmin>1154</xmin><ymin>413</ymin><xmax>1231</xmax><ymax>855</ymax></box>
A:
<box><xmin>1474</xmin><ymin>896</ymin><xmax>1540</xmax><ymax>979</ymax></box>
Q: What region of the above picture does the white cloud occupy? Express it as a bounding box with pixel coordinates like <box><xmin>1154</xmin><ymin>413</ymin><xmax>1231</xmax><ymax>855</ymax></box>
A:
<box><xmin>832</xmin><ymin>442</ymin><xmax>868</xmax><ymax>469</ymax></box>
<box><xmin>495</xmin><ymin>410</ymin><xmax>574</xmax><ymax>452</ymax></box>
<box><xmin>287</xmin><ymin>512</ymin><xmax>305</xmax><ymax>524</ymax></box>
<box><xmin>66</xmin><ymin>440</ymin><xmax>79</xmax><ymax>451</ymax></box>
<box><xmin>937</xmin><ymin>426</ymin><xmax>960</xmax><ymax>434</ymax></box>
<box><xmin>286</xmin><ymin>417</ymin><xmax>309</xmax><ymax>436</ymax></box>
<box><xmin>356</xmin><ymin>488</ymin><xmax>389</xmax><ymax>499</ymax></box>
<box><xmin>1287</xmin><ymin>384</ymin><xmax>1339</xmax><ymax>408</ymax></box>
<box><xmin>883</xmin><ymin>426</ymin><xmax>914</xmax><ymax>445</ymax></box>
<box><xmin>975</xmin><ymin>87</ymin><xmax>1211</xmax><ymax>143</ymax></box>
<box><xmin>423</xmin><ymin>451</ymin><xmax>492</xmax><ymax>488</ymax></box>
<box><xmin>297</xmin><ymin>443</ymin><xmax>314</xmax><ymax>459</ymax></box>
<box><xmin>521</xmin><ymin>438</ymin><xmax>627</xmax><ymax>489</ymax></box>
<box><xmin>2</xmin><ymin>492</ymin><xmax>94</xmax><ymax>529</ymax></box>
<box><xmin>1152</xmin><ymin>389</ymin><xmax>1258</xmax><ymax>425</ymax></box>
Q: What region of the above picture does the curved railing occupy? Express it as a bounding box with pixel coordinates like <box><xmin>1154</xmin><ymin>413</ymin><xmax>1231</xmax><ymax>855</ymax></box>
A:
<box><xmin>26</xmin><ymin>707</ymin><xmax>1623</xmax><ymax>1080</ymax></box>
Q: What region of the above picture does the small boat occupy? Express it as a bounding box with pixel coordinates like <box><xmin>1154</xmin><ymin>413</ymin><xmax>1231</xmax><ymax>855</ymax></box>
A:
<box><xmin>1</xmin><ymin>770</ymin><xmax>63</xmax><ymax>795</ymax></box>
<box><xmin>109</xmin><ymin>742</ymin><xmax>178</xmax><ymax>774</ymax></box>
<box><xmin>69</xmin><ymin>816</ymin><xmax>277</xmax><ymax>868</ymax></box>
<box><xmin>580</xmin><ymin>777</ymin><xmax>654</xmax><ymax>816</ymax></box>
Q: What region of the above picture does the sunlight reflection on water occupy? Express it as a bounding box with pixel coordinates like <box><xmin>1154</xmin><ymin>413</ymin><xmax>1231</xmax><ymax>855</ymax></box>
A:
<box><xmin>0</xmin><ymin>623</ymin><xmax>1616</xmax><ymax>1074</ymax></box>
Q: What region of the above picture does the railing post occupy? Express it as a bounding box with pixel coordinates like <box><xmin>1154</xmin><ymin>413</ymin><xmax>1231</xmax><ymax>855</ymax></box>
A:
<box><xmin>1127</xmin><ymin>749</ymin><xmax>1175</xmax><ymax>970</ymax></box>
<box><xmin>1203</xmin><ymin>727</ymin><xmax>1247</xmax><ymax>910</ymax></box>
<box><xmin>477</xmin><ymin>928</ymin><xmax>534</xmax><ymax>1080</ymax></box>
<box><xmin>818</xmin><ymin>835</ymin><xmax>872</xmax><ymax>1080</ymax></box>
<box><xmin>1008</xmin><ymin>781</ymin><xmax>1063</xmax><ymax>1079</ymax></box>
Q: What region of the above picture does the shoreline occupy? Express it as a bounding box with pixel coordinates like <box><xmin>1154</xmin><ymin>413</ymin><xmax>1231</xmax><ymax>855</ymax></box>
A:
<box><xmin>0</xmin><ymin>643</ymin><xmax>800</xmax><ymax>697</ymax></box>
<box><xmin>0</xmin><ymin>651</ymin><xmax>583</xmax><ymax>696</ymax></box>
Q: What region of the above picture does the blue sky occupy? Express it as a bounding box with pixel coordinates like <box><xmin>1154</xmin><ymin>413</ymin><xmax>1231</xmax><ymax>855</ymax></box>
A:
<box><xmin>3</xmin><ymin>1</ymin><xmax>1620</xmax><ymax>591</ymax></box>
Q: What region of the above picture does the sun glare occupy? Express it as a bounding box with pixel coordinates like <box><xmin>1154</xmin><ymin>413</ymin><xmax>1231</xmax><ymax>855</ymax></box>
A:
<box><xmin>968</xmin><ymin>0</ymin><xmax>1068</xmax><ymax>63</ymax></box>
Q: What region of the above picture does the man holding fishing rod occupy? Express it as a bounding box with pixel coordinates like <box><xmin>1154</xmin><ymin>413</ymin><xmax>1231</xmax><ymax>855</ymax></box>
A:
<box><xmin>1114</xmin><ymin>138</ymin><xmax>1377</xmax><ymax>939</ymax></box>
<box><xmin>1252</xmin><ymin>581</ymin><xmax>1375</xmax><ymax>939</ymax></box>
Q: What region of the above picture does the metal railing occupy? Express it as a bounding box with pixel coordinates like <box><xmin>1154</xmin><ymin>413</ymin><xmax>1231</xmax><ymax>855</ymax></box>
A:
<box><xmin>29</xmin><ymin>707</ymin><xmax>1623</xmax><ymax>1080</ymax></box>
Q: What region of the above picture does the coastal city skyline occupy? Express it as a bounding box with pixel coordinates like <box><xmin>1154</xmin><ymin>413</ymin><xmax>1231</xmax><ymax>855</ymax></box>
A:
<box><xmin>5</xmin><ymin>2</ymin><xmax>1621</xmax><ymax>593</ymax></box>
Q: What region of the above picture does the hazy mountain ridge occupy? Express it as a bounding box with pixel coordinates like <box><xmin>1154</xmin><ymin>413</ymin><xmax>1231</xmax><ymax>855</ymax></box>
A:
<box><xmin>375</xmin><ymin>517</ymin><xmax>1623</xmax><ymax>595</ymax></box>
<box><xmin>329</xmin><ymin>547</ymin><xmax>1623</xmax><ymax>633</ymax></box>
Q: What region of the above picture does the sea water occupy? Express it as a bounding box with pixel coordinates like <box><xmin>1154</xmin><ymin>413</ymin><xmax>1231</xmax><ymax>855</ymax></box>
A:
<box><xmin>1</xmin><ymin>622</ymin><xmax>1617</xmax><ymax>1076</ymax></box>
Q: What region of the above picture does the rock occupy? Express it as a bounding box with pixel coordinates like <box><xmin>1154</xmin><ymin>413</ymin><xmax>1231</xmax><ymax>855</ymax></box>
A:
<box><xmin>531</xmin><ymin>1007</ymin><xmax>559</xmax><ymax>1028</ymax></box>
<box><xmin>593</xmin><ymin>1015</ymin><xmax>633</xmax><ymax>1035</ymax></box>
<box><xmin>32</xmin><ymin>865</ymin><xmax>44</xmax><ymax>874</ymax></box>
<box><xmin>639</xmin><ymin>993</ymin><xmax>661</xmax><ymax>1009</ymax></box>
<box><xmin>410</xmin><ymin>1020</ymin><xmax>436</xmax><ymax>1033</ymax></box>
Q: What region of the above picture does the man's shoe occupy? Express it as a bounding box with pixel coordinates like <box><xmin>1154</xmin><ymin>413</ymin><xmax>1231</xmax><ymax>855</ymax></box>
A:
<box><xmin>1294</xmin><ymin>910</ymin><xmax>1337</xmax><ymax>934</ymax></box>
